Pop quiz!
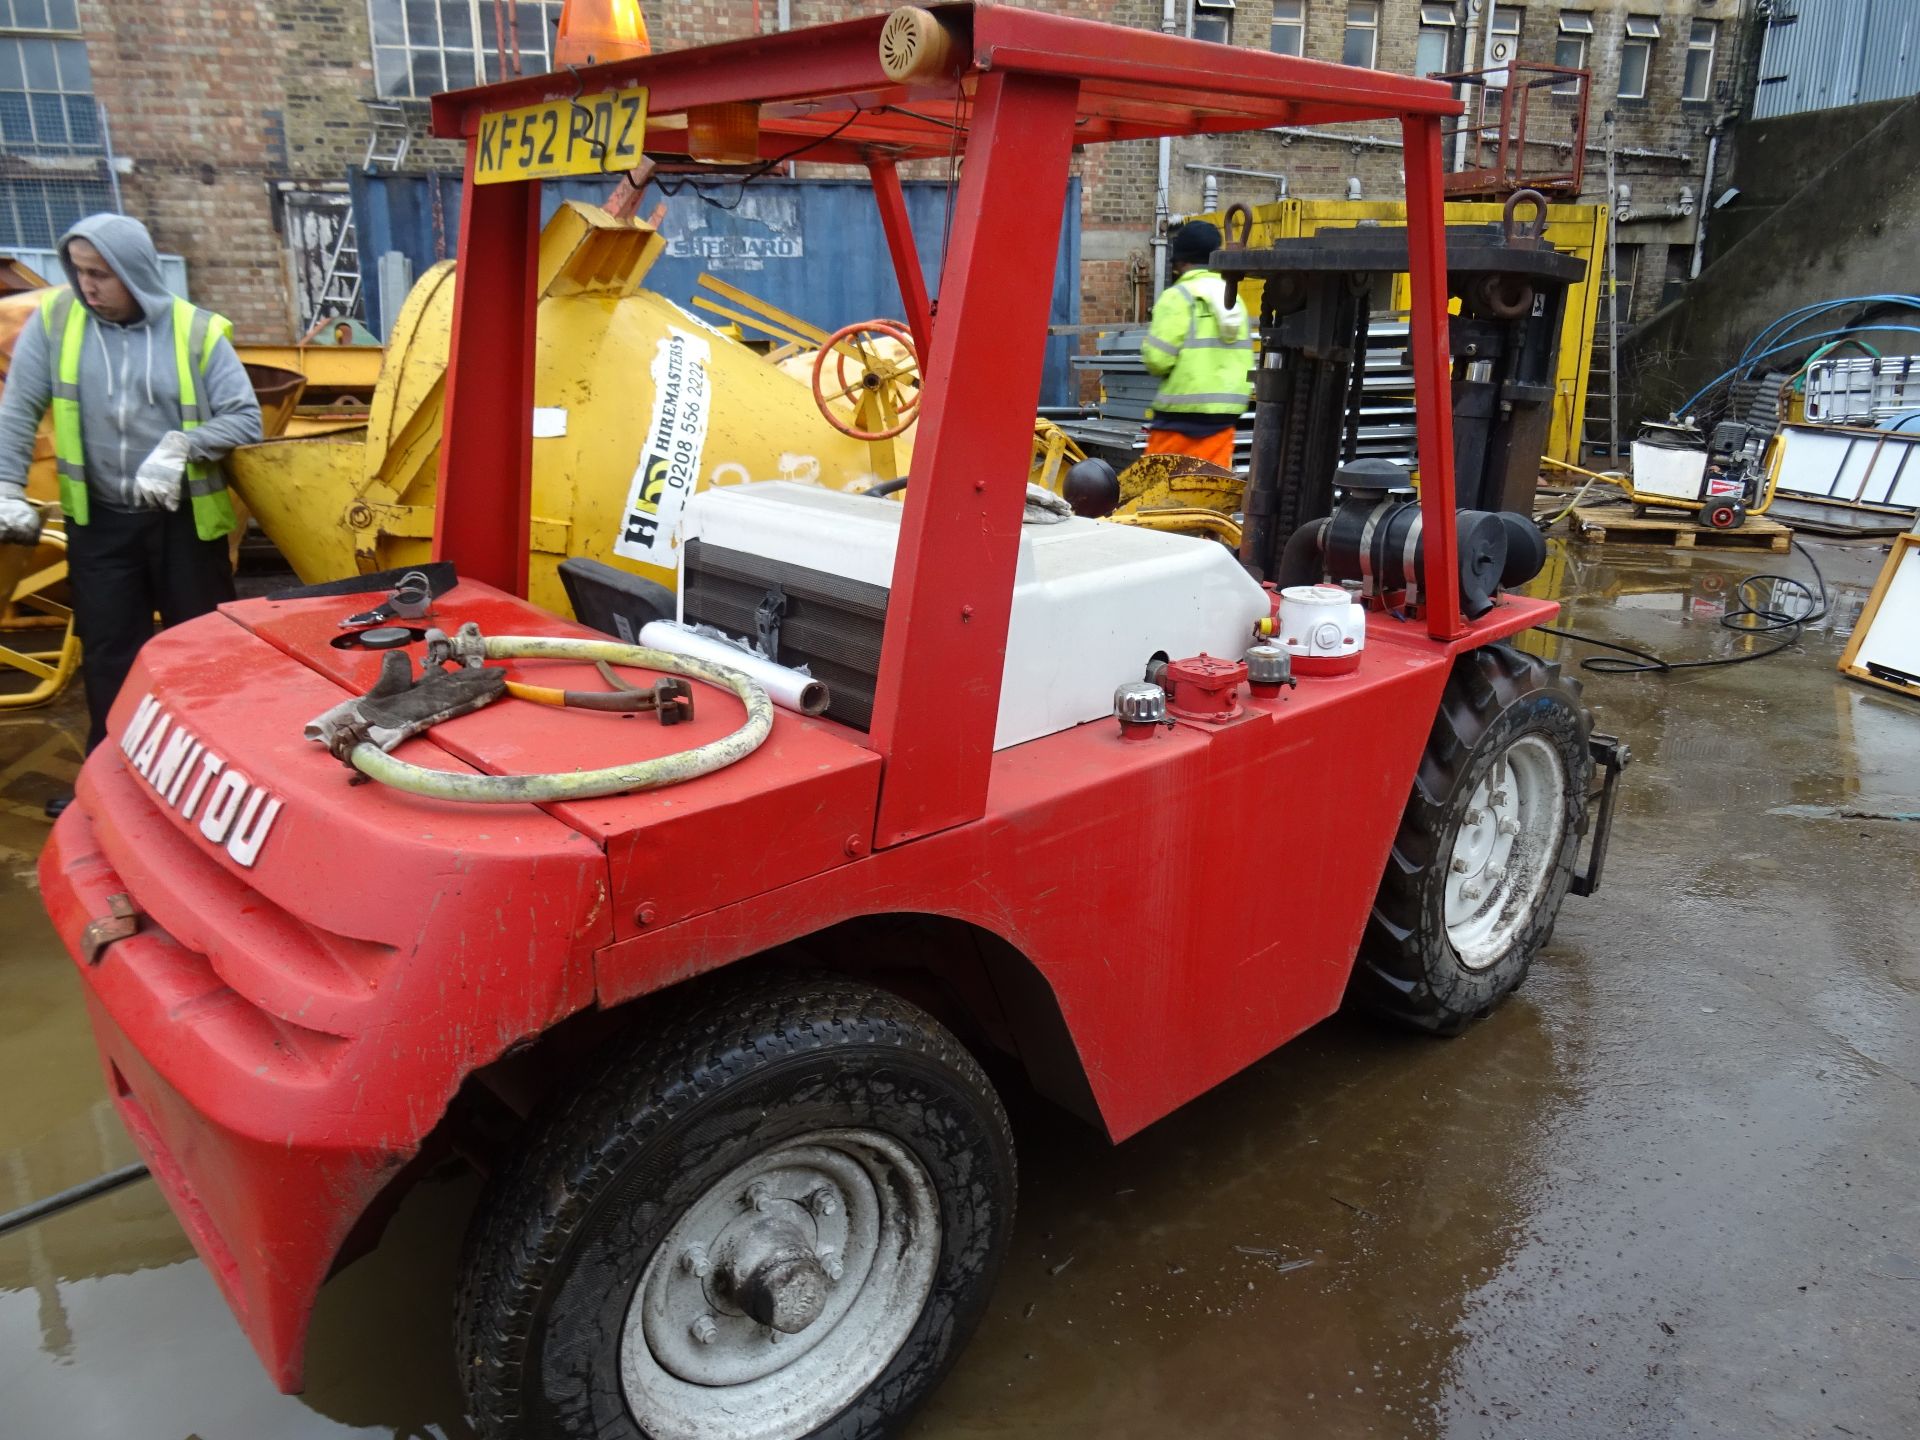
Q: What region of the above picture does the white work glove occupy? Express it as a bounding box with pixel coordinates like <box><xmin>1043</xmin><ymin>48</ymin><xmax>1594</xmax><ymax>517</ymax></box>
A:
<box><xmin>134</xmin><ymin>429</ymin><xmax>192</xmax><ymax>511</ymax></box>
<box><xmin>1022</xmin><ymin>482</ymin><xmax>1074</xmax><ymax>526</ymax></box>
<box><xmin>0</xmin><ymin>485</ymin><xmax>40</xmax><ymax>547</ymax></box>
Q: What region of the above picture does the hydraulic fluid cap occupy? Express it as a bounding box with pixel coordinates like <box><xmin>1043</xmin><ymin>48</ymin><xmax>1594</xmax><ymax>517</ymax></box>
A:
<box><xmin>1276</xmin><ymin>584</ymin><xmax>1365</xmax><ymax>676</ymax></box>
<box><xmin>1244</xmin><ymin>643</ymin><xmax>1296</xmax><ymax>698</ymax></box>
<box><xmin>354</xmin><ymin>626</ymin><xmax>416</xmax><ymax>650</ymax></box>
<box><xmin>1114</xmin><ymin>681</ymin><xmax>1169</xmax><ymax>741</ymax></box>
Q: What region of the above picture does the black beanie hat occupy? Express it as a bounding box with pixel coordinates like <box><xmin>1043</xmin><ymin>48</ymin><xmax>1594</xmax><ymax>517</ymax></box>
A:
<box><xmin>1170</xmin><ymin>219</ymin><xmax>1222</xmax><ymax>265</ymax></box>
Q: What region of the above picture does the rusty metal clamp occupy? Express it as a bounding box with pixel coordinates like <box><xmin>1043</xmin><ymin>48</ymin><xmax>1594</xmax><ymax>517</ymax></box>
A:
<box><xmin>81</xmin><ymin>894</ymin><xmax>139</xmax><ymax>966</ymax></box>
<box><xmin>1223</xmin><ymin>202</ymin><xmax>1254</xmax><ymax>251</ymax></box>
<box><xmin>1502</xmin><ymin>188</ymin><xmax>1549</xmax><ymax>247</ymax></box>
<box><xmin>423</xmin><ymin>620</ymin><xmax>490</xmax><ymax>671</ymax></box>
<box><xmin>592</xmin><ymin>662</ymin><xmax>696</xmax><ymax>725</ymax></box>
<box><xmin>1219</xmin><ymin>202</ymin><xmax>1256</xmax><ymax>310</ymax></box>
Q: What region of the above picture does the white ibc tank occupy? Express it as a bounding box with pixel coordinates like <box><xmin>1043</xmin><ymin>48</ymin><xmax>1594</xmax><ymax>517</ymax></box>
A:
<box><xmin>680</xmin><ymin>482</ymin><xmax>1271</xmax><ymax>749</ymax></box>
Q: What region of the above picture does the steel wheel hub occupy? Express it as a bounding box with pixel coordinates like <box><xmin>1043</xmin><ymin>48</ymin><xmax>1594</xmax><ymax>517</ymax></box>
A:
<box><xmin>1444</xmin><ymin>732</ymin><xmax>1568</xmax><ymax>970</ymax></box>
<box><xmin>622</xmin><ymin>1129</ymin><xmax>939</xmax><ymax>1440</ymax></box>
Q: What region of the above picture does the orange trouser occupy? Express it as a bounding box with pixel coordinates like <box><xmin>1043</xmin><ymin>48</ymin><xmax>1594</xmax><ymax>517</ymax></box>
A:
<box><xmin>1144</xmin><ymin>424</ymin><xmax>1237</xmax><ymax>469</ymax></box>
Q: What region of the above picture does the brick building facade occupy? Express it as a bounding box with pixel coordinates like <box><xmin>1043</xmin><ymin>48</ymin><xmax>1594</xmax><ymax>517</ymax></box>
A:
<box><xmin>2</xmin><ymin>0</ymin><xmax>1750</xmax><ymax>340</ymax></box>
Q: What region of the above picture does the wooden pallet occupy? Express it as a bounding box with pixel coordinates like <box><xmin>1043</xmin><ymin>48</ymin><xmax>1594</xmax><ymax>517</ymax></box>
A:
<box><xmin>1571</xmin><ymin>506</ymin><xmax>1793</xmax><ymax>553</ymax></box>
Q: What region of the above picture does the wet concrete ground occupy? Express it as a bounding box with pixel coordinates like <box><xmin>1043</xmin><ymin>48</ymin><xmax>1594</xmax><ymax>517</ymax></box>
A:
<box><xmin>2</xmin><ymin>534</ymin><xmax>1916</xmax><ymax>1439</ymax></box>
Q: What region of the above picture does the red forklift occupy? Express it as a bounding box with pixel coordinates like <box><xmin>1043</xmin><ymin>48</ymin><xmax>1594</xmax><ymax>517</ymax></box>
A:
<box><xmin>38</xmin><ymin>7</ymin><xmax>1623</xmax><ymax>1437</ymax></box>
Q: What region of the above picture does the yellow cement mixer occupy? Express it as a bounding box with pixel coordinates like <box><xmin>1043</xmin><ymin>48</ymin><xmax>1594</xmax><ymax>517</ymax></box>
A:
<box><xmin>229</xmin><ymin>202</ymin><xmax>915</xmax><ymax>618</ymax></box>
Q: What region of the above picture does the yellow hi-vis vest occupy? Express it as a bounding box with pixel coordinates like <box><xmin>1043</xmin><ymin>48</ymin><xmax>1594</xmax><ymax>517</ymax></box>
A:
<box><xmin>40</xmin><ymin>288</ymin><xmax>239</xmax><ymax>542</ymax></box>
<box><xmin>1141</xmin><ymin>267</ymin><xmax>1256</xmax><ymax>419</ymax></box>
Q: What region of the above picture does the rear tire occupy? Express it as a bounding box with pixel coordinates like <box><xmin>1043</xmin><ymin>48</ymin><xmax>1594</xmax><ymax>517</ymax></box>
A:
<box><xmin>455</xmin><ymin>973</ymin><xmax>1016</xmax><ymax>1440</ymax></box>
<box><xmin>1348</xmin><ymin>642</ymin><xmax>1592</xmax><ymax>1035</ymax></box>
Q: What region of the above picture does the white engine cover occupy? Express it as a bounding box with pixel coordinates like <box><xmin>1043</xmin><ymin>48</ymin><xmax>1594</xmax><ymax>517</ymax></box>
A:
<box><xmin>1629</xmin><ymin>440</ymin><xmax>1709</xmax><ymax>503</ymax></box>
<box><xmin>680</xmin><ymin>482</ymin><xmax>1271</xmax><ymax>749</ymax></box>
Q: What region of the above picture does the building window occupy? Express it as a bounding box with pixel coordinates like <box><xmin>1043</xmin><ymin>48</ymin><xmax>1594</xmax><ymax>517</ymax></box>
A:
<box><xmin>0</xmin><ymin>33</ymin><xmax>93</xmax><ymax>152</ymax></box>
<box><xmin>1555</xmin><ymin>12</ymin><xmax>1592</xmax><ymax>94</ymax></box>
<box><xmin>1270</xmin><ymin>0</ymin><xmax>1305</xmax><ymax>57</ymax></box>
<box><xmin>1619</xmin><ymin>15</ymin><xmax>1660</xmax><ymax>100</ymax></box>
<box><xmin>1683</xmin><ymin>19</ymin><xmax>1717</xmax><ymax>101</ymax></box>
<box><xmin>1482</xmin><ymin>5</ymin><xmax>1522</xmax><ymax>110</ymax></box>
<box><xmin>0</xmin><ymin>0</ymin><xmax>109</xmax><ymax>250</ymax></box>
<box><xmin>1486</xmin><ymin>5</ymin><xmax>1523</xmax><ymax>65</ymax></box>
<box><xmin>1342</xmin><ymin>0</ymin><xmax>1380</xmax><ymax>70</ymax></box>
<box><xmin>1190</xmin><ymin>0</ymin><xmax>1234</xmax><ymax>45</ymax></box>
<box><xmin>1415</xmin><ymin>4</ymin><xmax>1455</xmax><ymax>77</ymax></box>
<box><xmin>0</xmin><ymin>0</ymin><xmax>79</xmax><ymax>32</ymax></box>
<box><xmin>369</xmin><ymin>0</ymin><xmax>564</xmax><ymax>99</ymax></box>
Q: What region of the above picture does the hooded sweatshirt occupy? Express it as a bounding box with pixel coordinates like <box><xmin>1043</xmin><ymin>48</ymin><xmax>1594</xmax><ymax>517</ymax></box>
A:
<box><xmin>0</xmin><ymin>214</ymin><xmax>262</xmax><ymax>512</ymax></box>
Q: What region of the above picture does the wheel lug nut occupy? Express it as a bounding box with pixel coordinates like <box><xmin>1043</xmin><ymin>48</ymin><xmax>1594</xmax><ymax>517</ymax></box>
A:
<box><xmin>690</xmin><ymin>1315</ymin><xmax>718</xmax><ymax>1345</ymax></box>
<box><xmin>680</xmin><ymin>1245</ymin><xmax>711</xmax><ymax>1278</ymax></box>
<box><xmin>1462</xmin><ymin>882</ymin><xmax>1483</xmax><ymax>902</ymax></box>
<box><xmin>745</xmin><ymin>1181</ymin><xmax>774</xmax><ymax>1212</ymax></box>
<box><xmin>1498</xmin><ymin>818</ymin><xmax>1519</xmax><ymax>836</ymax></box>
<box><xmin>1465</xmin><ymin>808</ymin><xmax>1484</xmax><ymax>825</ymax></box>
<box><xmin>1491</xmin><ymin>789</ymin><xmax>1509</xmax><ymax>805</ymax></box>
<box><xmin>1450</xmin><ymin>857</ymin><xmax>1469</xmax><ymax>874</ymax></box>
<box><xmin>808</xmin><ymin>1187</ymin><xmax>839</xmax><ymax>1218</ymax></box>
<box><xmin>819</xmin><ymin>1247</ymin><xmax>844</xmax><ymax>1281</ymax></box>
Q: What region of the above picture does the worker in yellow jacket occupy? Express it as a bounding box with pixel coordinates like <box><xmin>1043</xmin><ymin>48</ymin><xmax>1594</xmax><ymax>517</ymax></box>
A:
<box><xmin>0</xmin><ymin>215</ymin><xmax>260</xmax><ymax>812</ymax></box>
<box><xmin>1139</xmin><ymin>219</ymin><xmax>1254</xmax><ymax>471</ymax></box>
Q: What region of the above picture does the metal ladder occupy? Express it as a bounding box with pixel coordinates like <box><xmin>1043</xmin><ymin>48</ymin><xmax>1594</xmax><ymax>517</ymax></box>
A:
<box><xmin>307</xmin><ymin>101</ymin><xmax>413</xmax><ymax>328</ymax></box>
<box><xmin>312</xmin><ymin>218</ymin><xmax>362</xmax><ymax>323</ymax></box>
<box><xmin>362</xmin><ymin>100</ymin><xmax>411</xmax><ymax>172</ymax></box>
<box><xmin>1581</xmin><ymin>278</ymin><xmax>1632</xmax><ymax>465</ymax></box>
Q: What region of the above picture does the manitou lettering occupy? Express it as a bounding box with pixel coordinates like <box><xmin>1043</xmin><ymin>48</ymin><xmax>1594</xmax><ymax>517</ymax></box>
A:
<box><xmin>118</xmin><ymin>693</ymin><xmax>283</xmax><ymax>868</ymax></box>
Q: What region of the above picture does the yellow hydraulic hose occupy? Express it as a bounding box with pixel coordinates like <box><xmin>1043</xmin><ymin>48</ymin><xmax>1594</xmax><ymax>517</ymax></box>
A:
<box><xmin>347</xmin><ymin>635</ymin><xmax>773</xmax><ymax>804</ymax></box>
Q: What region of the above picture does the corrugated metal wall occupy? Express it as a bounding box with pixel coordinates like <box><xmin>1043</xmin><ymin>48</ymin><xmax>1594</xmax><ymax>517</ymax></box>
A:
<box><xmin>347</xmin><ymin>173</ymin><xmax>1083</xmax><ymax>406</ymax></box>
<box><xmin>1753</xmin><ymin>0</ymin><xmax>1920</xmax><ymax>118</ymax></box>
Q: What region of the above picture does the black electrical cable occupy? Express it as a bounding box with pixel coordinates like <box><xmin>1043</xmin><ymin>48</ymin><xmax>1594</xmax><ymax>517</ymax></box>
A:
<box><xmin>0</xmin><ymin>1163</ymin><xmax>151</xmax><ymax>1238</ymax></box>
<box><xmin>1537</xmin><ymin>539</ymin><xmax>1830</xmax><ymax>675</ymax></box>
<box><xmin>651</xmin><ymin>108</ymin><xmax>868</xmax><ymax>213</ymax></box>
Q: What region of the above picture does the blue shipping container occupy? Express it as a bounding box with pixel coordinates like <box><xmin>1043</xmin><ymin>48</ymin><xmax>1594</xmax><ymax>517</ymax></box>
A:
<box><xmin>348</xmin><ymin>173</ymin><xmax>1082</xmax><ymax>405</ymax></box>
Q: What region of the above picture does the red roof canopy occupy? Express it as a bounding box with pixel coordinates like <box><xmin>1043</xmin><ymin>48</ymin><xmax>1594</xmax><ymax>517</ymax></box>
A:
<box><xmin>431</xmin><ymin>2</ymin><xmax>1461</xmax><ymax>166</ymax></box>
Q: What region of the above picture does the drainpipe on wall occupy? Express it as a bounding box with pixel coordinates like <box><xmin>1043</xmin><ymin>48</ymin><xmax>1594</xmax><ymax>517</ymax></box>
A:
<box><xmin>1452</xmin><ymin>0</ymin><xmax>1481</xmax><ymax>173</ymax></box>
<box><xmin>777</xmin><ymin>0</ymin><xmax>790</xmax><ymax>30</ymax></box>
<box><xmin>1154</xmin><ymin>0</ymin><xmax>1178</xmax><ymax>298</ymax></box>
<box><xmin>1691</xmin><ymin>128</ymin><xmax>1720</xmax><ymax>278</ymax></box>
<box><xmin>97</xmin><ymin>100</ymin><xmax>123</xmax><ymax>215</ymax></box>
<box><xmin>1604</xmin><ymin>110</ymin><xmax>1620</xmax><ymax>460</ymax></box>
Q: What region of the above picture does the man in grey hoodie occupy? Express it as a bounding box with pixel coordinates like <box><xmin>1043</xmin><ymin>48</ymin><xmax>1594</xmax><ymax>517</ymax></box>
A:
<box><xmin>0</xmin><ymin>214</ymin><xmax>261</xmax><ymax>805</ymax></box>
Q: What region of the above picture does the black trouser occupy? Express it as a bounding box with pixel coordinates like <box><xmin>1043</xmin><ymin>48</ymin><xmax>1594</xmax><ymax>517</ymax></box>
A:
<box><xmin>65</xmin><ymin>503</ymin><xmax>235</xmax><ymax>752</ymax></box>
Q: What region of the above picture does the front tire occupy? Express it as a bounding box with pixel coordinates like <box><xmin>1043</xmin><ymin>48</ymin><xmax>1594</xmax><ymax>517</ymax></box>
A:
<box><xmin>1349</xmin><ymin>642</ymin><xmax>1592</xmax><ymax>1034</ymax></box>
<box><xmin>455</xmin><ymin>973</ymin><xmax>1016</xmax><ymax>1440</ymax></box>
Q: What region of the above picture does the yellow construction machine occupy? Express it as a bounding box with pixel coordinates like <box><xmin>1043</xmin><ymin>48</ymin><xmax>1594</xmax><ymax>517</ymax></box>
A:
<box><xmin>228</xmin><ymin>203</ymin><xmax>922</xmax><ymax>618</ymax></box>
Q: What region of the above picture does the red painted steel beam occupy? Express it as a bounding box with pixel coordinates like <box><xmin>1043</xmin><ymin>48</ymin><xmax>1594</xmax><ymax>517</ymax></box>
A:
<box><xmin>432</xmin><ymin>148</ymin><xmax>539</xmax><ymax>597</ymax></box>
<box><xmin>868</xmin><ymin>70</ymin><xmax>1079</xmax><ymax>847</ymax></box>
<box><xmin>434</xmin><ymin>4</ymin><xmax>1459</xmax><ymax>147</ymax></box>
<box><xmin>972</xmin><ymin>5</ymin><xmax>1459</xmax><ymax>119</ymax></box>
<box><xmin>1401</xmin><ymin>113</ymin><xmax>1465</xmax><ymax>641</ymax></box>
<box><xmin>868</xmin><ymin>159</ymin><xmax>935</xmax><ymax>360</ymax></box>
<box><xmin>432</xmin><ymin>12</ymin><xmax>915</xmax><ymax>139</ymax></box>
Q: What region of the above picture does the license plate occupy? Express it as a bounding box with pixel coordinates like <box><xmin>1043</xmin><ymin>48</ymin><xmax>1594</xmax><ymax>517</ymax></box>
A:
<box><xmin>473</xmin><ymin>86</ymin><xmax>647</xmax><ymax>184</ymax></box>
